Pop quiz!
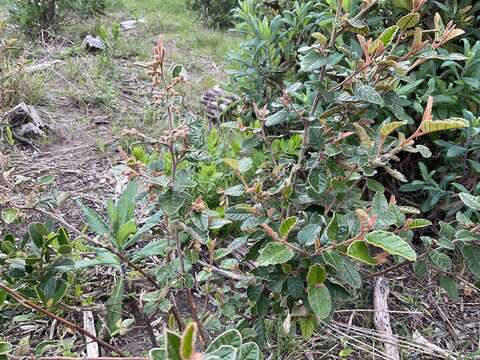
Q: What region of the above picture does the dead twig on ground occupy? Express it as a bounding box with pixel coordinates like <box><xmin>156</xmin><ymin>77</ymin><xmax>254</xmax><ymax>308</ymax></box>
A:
<box><xmin>0</xmin><ymin>283</ymin><xmax>126</xmax><ymax>356</ymax></box>
<box><xmin>373</xmin><ymin>277</ymin><xmax>400</xmax><ymax>360</ymax></box>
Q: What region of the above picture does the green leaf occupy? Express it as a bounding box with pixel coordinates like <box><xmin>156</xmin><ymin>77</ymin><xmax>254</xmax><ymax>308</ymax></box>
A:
<box><xmin>224</xmin><ymin>185</ymin><xmax>244</xmax><ymax>197</ymax></box>
<box><xmin>380</xmin><ymin>121</ymin><xmax>407</xmax><ymax>138</ymax></box>
<box><xmin>225</xmin><ymin>204</ymin><xmax>254</xmax><ymax>221</ymax></box>
<box><xmin>180</xmin><ymin>323</ymin><xmax>197</xmax><ymax>360</ymax></box>
<box><xmin>207</xmin><ymin>329</ymin><xmax>242</xmax><ymax>353</ymax></box>
<box><xmin>308</xmin><ymin>168</ymin><xmax>328</xmax><ymax>194</ymax></box>
<box><xmin>378</xmin><ymin>25</ymin><xmax>399</xmax><ymax>47</ymax></box>
<box><xmin>327</xmin><ymin>213</ymin><xmax>339</xmax><ymax>242</ymax></box>
<box><xmin>158</xmin><ymin>190</ymin><xmax>188</xmax><ymax>216</ymax></box>
<box><xmin>347</xmin><ymin>241</ymin><xmax>377</xmax><ymax>265</ymax></box>
<box><xmin>28</xmin><ymin>223</ymin><xmax>47</xmax><ymax>248</ymax></box>
<box><xmin>79</xmin><ymin>203</ymin><xmax>109</xmax><ymax>236</ymax></box>
<box><xmin>323</xmin><ymin>251</ymin><xmax>361</xmax><ymax>289</ymax></box>
<box><xmin>166</xmin><ymin>330</ymin><xmax>182</xmax><ymax>360</ymax></box>
<box><xmin>115</xmin><ymin>220</ymin><xmax>137</xmax><ymax>249</ymax></box>
<box><xmin>132</xmin><ymin>239</ymin><xmax>168</xmax><ymax>262</ymax></box>
<box><xmin>298</xmin><ymin>317</ymin><xmax>317</xmax><ymax>339</ymax></box>
<box><xmin>297</xmin><ymin>224</ymin><xmax>320</xmax><ymax>246</ymax></box>
<box><xmin>149</xmin><ymin>348</ymin><xmax>166</xmax><ymax>360</ymax></box>
<box><xmin>38</xmin><ymin>174</ymin><xmax>55</xmax><ymax>186</ymax></box>
<box><xmin>407</xmin><ymin>219</ymin><xmax>432</xmax><ymax>229</ymax></box>
<box><xmin>238</xmin><ymin>158</ymin><xmax>253</xmax><ymax>173</ymax></box>
<box><xmin>0</xmin><ymin>289</ymin><xmax>6</xmax><ymax>307</ymax></box>
<box><xmin>265</xmin><ymin>110</ymin><xmax>288</xmax><ymax>127</ymax></box>
<box><xmin>0</xmin><ymin>341</ymin><xmax>12</xmax><ymax>355</ymax></box>
<box><xmin>462</xmin><ymin>245</ymin><xmax>480</xmax><ymax>279</ymax></box>
<box><xmin>421</xmin><ymin>118</ymin><xmax>468</xmax><ymax>134</ymax></box>
<box><xmin>459</xmin><ymin>193</ymin><xmax>480</xmax><ymax>211</ymax></box>
<box><xmin>413</xmin><ymin>261</ymin><xmax>427</xmax><ymax>278</ymax></box>
<box><xmin>366</xmin><ymin>179</ymin><xmax>385</xmax><ymax>193</ymax></box>
<box><xmin>364</xmin><ymin>230</ymin><xmax>416</xmax><ymax>261</ymax></box>
<box><xmin>2</xmin><ymin>208</ymin><xmax>19</xmax><ymax>224</ymax></box>
<box><xmin>429</xmin><ymin>250</ymin><xmax>452</xmax><ymax>271</ymax></box>
<box><xmin>106</xmin><ymin>275</ymin><xmax>124</xmax><ymax>333</ymax></box>
<box><xmin>116</xmin><ymin>181</ymin><xmax>138</xmax><ymax>224</ymax></box>
<box><xmin>257</xmin><ymin>243</ymin><xmax>294</xmax><ymax>266</ymax></box>
<box><xmin>36</xmin><ymin>277</ymin><xmax>68</xmax><ymax>306</ymax></box>
<box><xmin>308</xmin><ymin>285</ymin><xmax>331</xmax><ymax>320</ymax></box>
<box><xmin>306</xmin><ymin>264</ymin><xmax>327</xmax><ymax>287</ymax></box>
<box><xmin>287</xmin><ymin>277</ymin><xmax>305</xmax><ymax>300</ymax></box>
<box><xmin>35</xmin><ymin>341</ymin><xmax>61</xmax><ymax>357</ymax></box>
<box><xmin>416</xmin><ymin>145</ymin><xmax>432</xmax><ymax>158</ymax></box>
<box><xmin>207</xmin><ymin>345</ymin><xmax>237</xmax><ymax>360</ymax></box>
<box><xmin>446</xmin><ymin>145</ymin><xmax>466</xmax><ymax>158</ymax></box>
<box><xmin>396</xmin><ymin>13</ymin><xmax>420</xmax><ymax>29</ymax></box>
<box><xmin>172</xmin><ymin>64</ymin><xmax>186</xmax><ymax>78</ymax></box>
<box><xmin>75</xmin><ymin>249</ymin><xmax>120</xmax><ymax>270</ymax></box>
<box><xmin>239</xmin><ymin>342</ymin><xmax>260</xmax><ymax>360</ymax></box>
<box><xmin>125</xmin><ymin>210</ymin><xmax>164</xmax><ymax>248</ymax></box>
<box><xmin>392</xmin><ymin>0</ymin><xmax>411</xmax><ymax>10</ymax></box>
<box><xmin>439</xmin><ymin>276</ymin><xmax>458</xmax><ymax>300</ymax></box>
<box><xmin>279</xmin><ymin>217</ymin><xmax>297</xmax><ymax>238</ymax></box>
<box><xmin>354</xmin><ymin>84</ymin><xmax>384</xmax><ymax>105</ymax></box>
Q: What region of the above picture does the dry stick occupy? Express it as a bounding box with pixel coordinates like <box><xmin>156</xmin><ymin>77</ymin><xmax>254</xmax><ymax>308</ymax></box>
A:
<box><xmin>83</xmin><ymin>311</ymin><xmax>99</xmax><ymax>358</ymax></box>
<box><xmin>26</xmin><ymin>205</ymin><xmax>184</xmax><ymax>333</ymax></box>
<box><xmin>332</xmin><ymin>322</ymin><xmax>455</xmax><ymax>357</ymax></box>
<box><xmin>373</xmin><ymin>277</ymin><xmax>400</xmax><ymax>360</ymax></box>
<box><xmin>0</xmin><ymin>283</ymin><xmax>126</xmax><ymax>357</ymax></box>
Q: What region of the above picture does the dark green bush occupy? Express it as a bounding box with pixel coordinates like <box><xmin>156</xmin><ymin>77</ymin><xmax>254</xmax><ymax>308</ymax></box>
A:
<box><xmin>65</xmin><ymin>0</ymin><xmax>112</xmax><ymax>16</ymax></box>
<box><xmin>8</xmin><ymin>0</ymin><xmax>111</xmax><ymax>36</ymax></box>
<box><xmin>187</xmin><ymin>0</ymin><xmax>237</xmax><ymax>28</ymax></box>
<box><xmin>9</xmin><ymin>0</ymin><xmax>59</xmax><ymax>35</ymax></box>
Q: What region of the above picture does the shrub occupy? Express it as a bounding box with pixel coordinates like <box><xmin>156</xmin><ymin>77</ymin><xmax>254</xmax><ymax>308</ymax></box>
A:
<box><xmin>8</xmin><ymin>0</ymin><xmax>111</xmax><ymax>36</ymax></box>
<box><xmin>8</xmin><ymin>0</ymin><xmax>59</xmax><ymax>36</ymax></box>
<box><xmin>100</xmin><ymin>1</ymin><xmax>480</xmax><ymax>352</ymax></box>
<box><xmin>187</xmin><ymin>0</ymin><xmax>237</xmax><ymax>28</ymax></box>
<box><xmin>65</xmin><ymin>0</ymin><xmax>112</xmax><ymax>16</ymax></box>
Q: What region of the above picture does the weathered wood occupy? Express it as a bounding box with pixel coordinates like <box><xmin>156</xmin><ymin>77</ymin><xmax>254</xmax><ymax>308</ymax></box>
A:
<box><xmin>373</xmin><ymin>277</ymin><xmax>400</xmax><ymax>360</ymax></box>
<box><xmin>83</xmin><ymin>311</ymin><xmax>99</xmax><ymax>358</ymax></box>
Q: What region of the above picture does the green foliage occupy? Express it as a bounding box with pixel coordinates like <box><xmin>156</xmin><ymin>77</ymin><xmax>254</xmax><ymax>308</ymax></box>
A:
<box><xmin>186</xmin><ymin>0</ymin><xmax>237</xmax><ymax>28</ymax></box>
<box><xmin>8</xmin><ymin>0</ymin><xmax>112</xmax><ymax>36</ymax></box>
<box><xmin>66</xmin><ymin>0</ymin><xmax>111</xmax><ymax>16</ymax></box>
<box><xmin>150</xmin><ymin>324</ymin><xmax>260</xmax><ymax>360</ymax></box>
<box><xmin>8</xmin><ymin>0</ymin><xmax>59</xmax><ymax>35</ymax></box>
<box><xmin>5</xmin><ymin>0</ymin><xmax>480</xmax><ymax>354</ymax></box>
<box><xmin>0</xmin><ymin>223</ymin><xmax>75</xmax><ymax>308</ymax></box>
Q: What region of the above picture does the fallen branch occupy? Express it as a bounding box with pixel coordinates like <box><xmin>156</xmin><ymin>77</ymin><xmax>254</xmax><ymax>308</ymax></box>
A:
<box><xmin>83</xmin><ymin>311</ymin><xmax>99</xmax><ymax>358</ymax></box>
<box><xmin>412</xmin><ymin>331</ymin><xmax>457</xmax><ymax>359</ymax></box>
<box><xmin>24</xmin><ymin>60</ymin><xmax>64</xmax><ymax>74</ymax></box>
<box><xmin>373</xmin><ymin>277</ymin><xmax>400</xmax><ymax>360</ymax></box>
<box><xmin>0</xmin><ymin>283</ymin><xmax>126</xmax><ymax>357</ymax></box>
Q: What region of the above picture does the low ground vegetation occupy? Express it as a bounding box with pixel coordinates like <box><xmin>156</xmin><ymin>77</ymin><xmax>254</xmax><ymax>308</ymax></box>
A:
<box><xmin>1</xmin><ymin>0</ymin><xmax>480</xmax><ymax>359</ymax></box>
